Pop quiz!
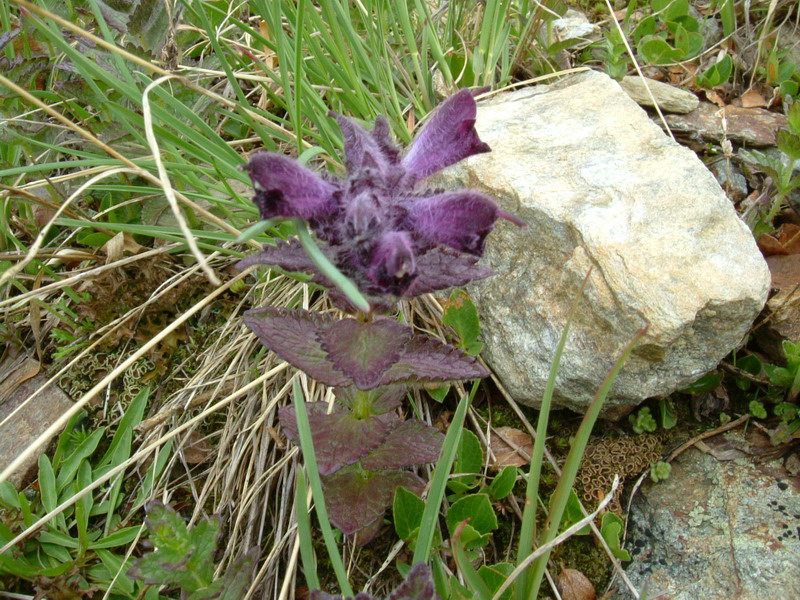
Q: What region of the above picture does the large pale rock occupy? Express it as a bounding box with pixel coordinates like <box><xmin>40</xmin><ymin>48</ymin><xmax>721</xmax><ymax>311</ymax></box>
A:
<box><xmin>435</xmin><ymin>71</ymin><xmax>770</xmax><ymax>417</ymax></box>
<box><xmin>617</xmin><ymin>430</ymin><xmax>800</xmax><ymax>600</ymax></box>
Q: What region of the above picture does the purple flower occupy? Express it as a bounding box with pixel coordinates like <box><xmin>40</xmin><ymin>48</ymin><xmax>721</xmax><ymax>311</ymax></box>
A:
<box><xmin>238</xmin><ymin>89</ymin><xmax>523</xmax><ymax>312</ymax></box>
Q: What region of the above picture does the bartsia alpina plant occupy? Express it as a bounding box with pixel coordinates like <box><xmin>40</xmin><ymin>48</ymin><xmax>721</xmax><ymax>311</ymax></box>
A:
<box><xmin>239</xmin><ymin>89</ymin><xmax>522</xmax><ymax>542</ymax></box>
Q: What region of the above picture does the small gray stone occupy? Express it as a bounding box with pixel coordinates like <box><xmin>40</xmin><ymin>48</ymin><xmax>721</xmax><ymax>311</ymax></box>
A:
<box><xmin>0</xmin><ymin>360</ymin><xmax>74</xmax><ymax>488</ymax></box>
<box><xmin>620</xmin><ymin>76</ymin><xmax>700</xmax><ymax>114</ymax></box>
<box><xmin>617</xmin><ymin>430</ymin><xmax>800</xmax><ymax>600</ymax></box>
<box><xmin>434</xmin><ymin>71</ymin><xmax>770</xmax><ymax>417</ymax></box>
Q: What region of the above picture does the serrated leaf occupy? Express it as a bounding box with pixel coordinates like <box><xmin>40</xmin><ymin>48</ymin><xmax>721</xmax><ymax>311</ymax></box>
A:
<box><xmin>488</xmin><ymin>466</ymin><xmax>517</xmax><ymax>500</ymax></box>
<box><xmin>361</xmin><ymin>420</ymin><xmax>444</xmax><ymax>471</ymax></box>
<box><xmin>321</xmin><ymin>318</ymin><xmax>412</xmax><ymax>389</ymax></box>
<box><xmin>600</xmin><ymin>513</ymin><xmax>631</xmax><ymax>561</ymax></box>
<box><xmin>381</xmin><ymin>336</ymin><xmax>489</xmax><ymax>386</ymax></box>
<box><xmin>393</xmin><ymin>486</ymin><xmax>425</xmax><ymax>542</ymax></box>
<box><xmin>446</xmin><ymin>494</ymin><xmax>498</xmax><ymax>537</ymax></box>
<box><xmin>442</xmin><ymin>289</ymin><xmax>482</xmax><ymax>350</ymax></box>
<box><xmin>243</xmin><ymin>307</ymin><xmax>350</xmax><ymax>387</ymax></box>
<box><xmin>279</xmin><ymin>404</ymin><xmax>398</xmax><ymax>475</ymax></box>
<box><xmin>777</xmin><ymin>129</ymin><xmax>800</xmax><ymax>162</ymax></box>
<box><xmin>187</xmin><ymin>546</ymin><xmax>260</xmax><ymax>600</ymax></box>
<box><xmin>405</xmin><ymin>247</ymin><xmax>493</xmax><ymax>296</ymax></box>
<box><xmin>739</xmin><ymin>149</ymin><xmax>782</xmax><ymax>180</ymax></box>
<box><xmin>324</xmin><ymin>467</ymin><xmax>424</xmax><ymax>535</ymax></box>
<box><xmin>127</xmin><ymin>502</ymin><xmax>220</xmax><ymax>592</ymax></box>
<box><xmin>389</xmin><ymin>563</ymin><xmax>438</xmax><ymax>600</ymax></box>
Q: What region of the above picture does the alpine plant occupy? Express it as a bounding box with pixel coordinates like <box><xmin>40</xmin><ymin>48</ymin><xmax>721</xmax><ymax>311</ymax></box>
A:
<box><xmin>239</xmin><ymin>89</ymin><xmax>522</xmax><ymax>543</ymax></box>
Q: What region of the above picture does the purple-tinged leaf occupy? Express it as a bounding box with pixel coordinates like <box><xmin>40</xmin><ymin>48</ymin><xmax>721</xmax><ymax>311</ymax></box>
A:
<box><xmin>361</xmin><ymin>420</ymin><xmax>444</xmax><ymax>471</ymax></box>
<box><xmin>404</xmin><ymin>247</ymin><xmax>493</xmax><ymax>297</ymax></box>
<box><xmin>402</xmin><ymin>89</ymin><xmax>491</xmax><ymax>183</ymax></box>
<box><xmin>367</xmin><ymin>231</ymin><xmax>418</xmax><ymax>295</ymax></box>
<box><xmin>335</xmin><ymin>386</ymin><xmax>406</xmax><ymax>415</ymax></box>
<box><xmin>243</xmin><ymin>308</ymin><xmax>350</xmax><ymax>387</ymax></box>
<box><xmin>235</xmin><ymin>238</ymin><xmax>317</xmax><ymax>273</ymax></box>
<box><xmin>407</xmin><ymin>190</ymin><xmax>515</xmax><ymax>255</ymax></box>
<box><xmin>321</xmin><ymin>317</ymin><xmax>412</xmax><ymax>390</ymax></box>
<box><xmin>243</xmin><ymin>152</ymin><xmax>339</xmax><ymax>221</ymax></box>
<box><xmin>323</xmin><ymin>468</ymin><xmax>424</xmax><ymax>536</ymax></box>
<box><xmin>380</xmin><ymin>336</ymin><xmax>489</xmax><ymax>386</ymax></box>
<box><xmin>310</xmin><ymin>563</ymin><xmax>439</xmax><ymax>600</ymax></box>
<box><xmin>279</xmin><ymin>404</ymin><xmax>399</xmax><ymax>475</ymax></box>
<box><xmin>389</xmin><ymin>563</ymin><xmax>440</xmax><ymax>600</ymax></box>
<box><xmin>311</xmin><ymin>592</ymin><xmax>374</xmax><ymax>600</ymax></box>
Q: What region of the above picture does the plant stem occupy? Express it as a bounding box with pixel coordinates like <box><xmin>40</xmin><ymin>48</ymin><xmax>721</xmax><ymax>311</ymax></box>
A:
<box><xmin>352</xmin><ymin>389</ymin><xmax>373</xmax><ymax>420</ymax></box>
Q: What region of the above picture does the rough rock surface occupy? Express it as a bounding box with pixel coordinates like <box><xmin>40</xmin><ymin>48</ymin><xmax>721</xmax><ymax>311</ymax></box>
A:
<box><xmin>620</xmin><ymin>76</ymin><xmax>699</xmax><ymax>114</ymax></box>
<box><xmin>664</xmin><ymin>102</ymin><xmax>788</xmax><ymax>147</ymax></box>
<box><xmin>617</xmin><ymin>430</ymin><xmax>800</xmax><ymax>600</ymax></box>
<box><xmin>0</xmin><ymin>357</ymin><xmax>74</xmax><ymax>488</ymax></box>
<box><xmin>434</xmin><ymin>71</ymin><xmax>770</xmax><ymax>416</ymax></box>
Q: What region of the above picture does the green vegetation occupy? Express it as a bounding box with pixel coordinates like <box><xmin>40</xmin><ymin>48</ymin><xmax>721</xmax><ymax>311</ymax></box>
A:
<box><xmin>2</xmin><ymin>0</ymin><xmax>799</xmax><ymax>598</ymax></box>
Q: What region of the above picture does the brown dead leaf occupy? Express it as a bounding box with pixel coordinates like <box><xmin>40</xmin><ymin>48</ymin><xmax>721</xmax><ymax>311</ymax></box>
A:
<box><xmin>759</xmin><ymin>224</ymin><xmax>800</xmax><ymax>256</ymax></box>
<box><xmin>490</xmin><ymin>426</ymin><xmax>532</xmax><ymax>467</ymax></box>
<box><xmin>181</xmin><ymin>431</ymin><xmax>213</xmax><ymax>464</ymax></box>
<box><xmin>740</xmin><ymin>89</ymin><xmax>769</xmax><ymax>109</ymax></box>
<box><xmin>766</xmin><ymin>255</ymin><xmax>800</xmax><ymax>289</ymax></box>
<box><xmin>704</xmin><ymin>89</ymin><xmax>726</xmax><ymax>107</ymax></box>
<box><xmin>557</xmin><ymin>568</ymin><xmax>596</xmax><ymax>600</ymax></box>
<box><xmin>102</xmin><ymin>231</ymin><xmax>145</xmax><ymax>264</ymax></box>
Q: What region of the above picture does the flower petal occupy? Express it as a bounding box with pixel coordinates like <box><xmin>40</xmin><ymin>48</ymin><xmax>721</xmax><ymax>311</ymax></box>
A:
<box><xmin>332</xmin><ymin>113</ymin><xmax>400</xmax><ymax>176</ymax></box>
<box><xmin>366</xmin><ymin>231</ymin><xmax>418</xmax><ymax>296</ymax></box>
<box><xmin>402</xmin><ymin>89</ymin><xmax>491</xmax><ymax>183</ymax></box>
<box><xmin>243</xmin><ymin>152</ymin><xmax>338</xmax><ymax>221</ymax></box>
<box><xmin>407</xmin><ymin>190</ymin><xmax>504</xmax><ymax>255</ymax></box>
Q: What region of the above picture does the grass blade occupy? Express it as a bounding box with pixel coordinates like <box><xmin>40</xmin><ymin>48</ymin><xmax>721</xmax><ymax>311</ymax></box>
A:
<box><xmin>292</xmin><ymin>378</ymin><xmax>353</xmax><ymax>596</ymax></box>
<box><xmin>412</xmin><ymin>380</ymin><xmax>480</xmax><ymax>565</ymax></box>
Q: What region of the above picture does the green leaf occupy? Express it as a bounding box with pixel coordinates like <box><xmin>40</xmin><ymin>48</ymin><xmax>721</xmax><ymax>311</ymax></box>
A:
<box><xmin>749</xmin><ymin>400</ymin><xmax>768</xmax><ymax>419</ymax></box>
<box><xmin>739</xmin><ymin>149</ymin><xmax>783</xmax><ymax>180</ymax></box>
<box><xmin>600</xmin><ymin>513</ymin><xmax>631</xmax><ymax>561</ymax></box>
<box><xmin>777</xmin><ymin>129</ymin><xmax>800</xmax><ymax>162</ymax></box>
<box><xmin>681</xmin><ymin>372</ymin><xmax>722</xmax><ymax>394</ymax></box>
<box><xmin>673</xmin><ymin>25</ymin><xmax>702</xmax><ymax>58</ymax></box>
<box><xmin>427</xmin><ymin>385</ymin><xmax>450</xmax><ymax>403</ymax></box>
<box><xmin>393</xmin><ymin>486</ymin><xmax>425</xmax><ymax>542</ymax></box>
<box><xmin>89</xmin><ymin>526</ymin><xmax>143</xmax><ymax>550</ymax></box>
<box><xmin>650</xmin><ymin>460</ymin><xmax>672</xmax><ymax>482</ymax></box>
<box><xmin>695</xmin><ymin>54</ymin><xmax>732</xmax><ymax>88</ymax></box>
<box><xmin>127</xmin><ymin>502</ymin><xmax>220</xmax><ymax>592</ymax></box>
<box><xmin>442</xmin><ymin>289</ymin><xmax>482</xmax><ymax>354</ymax></box>
<box><xmin>638</xmin><ymin>36</ymin><xmax>684</xmax><ymax>65</ymax></box>
<box><xmin>186</xmin><ymin>547</ymin><xmax>260</xmax><ymax>600</ymax></box>
<box><xmin>448</xmin><ymin>429</ymin><xmax>483</xmax><ymax>494</ymax></box>
<box><xmin>555</xmin><ymin>489</ymin><xmax>591</xmax><ymax>535</ymax></box>
<box><xmin>56</xmin><ymin>427</ymin><xmax>105</xmax><ymax>492</ymax></box>
<box><xmin>38</xmin><ymin>454</ymin><xmax>58</xmax><ymax>514</ymax></box>
<box><xmin>658</xmin><ymin>399</ymin><xmax>678</xmax><ymax>429</ymax></box>
<box><xmin>487</xmin><ymin>466</ymin><xmax>517</xmax><ymax>500</ymax></box>
<box><xmin>0</xmin><ymin>481</ymin><xmax>20</xmax><ymax>510</ymax></box>
<box><xmin>446</xmin><ymin>494</ymin><xmax>498</xmax><ymax>537</ymax></box>
<box><xmin>478</xmin><ymin>563</ymin><xmax>514</xmax><ymax>600</ymax></box>
<box><xmin>788</xmin><ymin>102</ymin><xmax>800</xmax><ymax>136</ymax></box>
